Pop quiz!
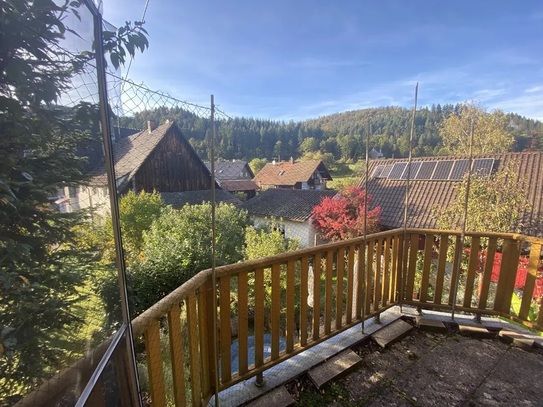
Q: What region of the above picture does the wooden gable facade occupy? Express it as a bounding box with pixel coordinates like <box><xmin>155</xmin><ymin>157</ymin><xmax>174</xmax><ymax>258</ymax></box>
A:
<box><xmin>129</xmin><ymin>123</ymin><xmax>214</xmax><ymax>193</ymax></box>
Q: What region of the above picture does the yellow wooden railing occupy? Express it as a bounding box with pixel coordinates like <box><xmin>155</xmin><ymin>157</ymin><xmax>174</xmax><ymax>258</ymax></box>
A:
<box><xmin>400</xmin><ymin>229</ymin><xmax>543</xmax><ymax>329</ymax></box>
<box><xmin>19</xmin><ymin>228</ymin><xmax>543</xmax><ymax>407</ymax></box>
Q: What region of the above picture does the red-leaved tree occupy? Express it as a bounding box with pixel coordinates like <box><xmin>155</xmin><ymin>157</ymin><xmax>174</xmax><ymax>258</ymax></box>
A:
<box><xmin>312</xmin><ymin>186</ymin><xmax>381</xmax><ymax>241</ymax></box>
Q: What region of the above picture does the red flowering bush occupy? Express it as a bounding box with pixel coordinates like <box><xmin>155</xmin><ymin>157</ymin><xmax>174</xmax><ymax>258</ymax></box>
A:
<box><xmin>312</xmin><ymin>186</ymin><xmax>381</xmax><ymax>241</ymax></box>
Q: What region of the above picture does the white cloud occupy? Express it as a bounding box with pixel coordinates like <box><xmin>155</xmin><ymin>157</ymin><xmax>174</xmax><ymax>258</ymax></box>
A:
<box><xmin>525</xmin><ymin>85</ymin><xmax>543</xmax><ymax>94</ymax></box>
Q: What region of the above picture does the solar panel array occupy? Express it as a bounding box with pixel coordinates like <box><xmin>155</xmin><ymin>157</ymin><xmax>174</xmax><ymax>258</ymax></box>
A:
<box><xmin>380</xmin><ymin>164</ymin><xmax>394</xmax><ymax>178</ymax></box>
<box><xmin>372</xmin><ymin>165</ymin><xmax>385</xmax><ymax>178</ymax></box>
<box><xmin>472</xmin><ymin>158</ymin><xmax>495</xmax><ymax>176</ymax></box>
<box><xmin>449</xmin><ymin>159</ymin><xmax>470</xmax><ymax>180</ymax></box>
<box><xmin>388</xmin><ymin>162</ymin><xmax>407</xmax><ymax>179</ymax></box>
<box><xmin>373</xmin><ymin>158</ymin><xmax>495</xmax><ymax>181</ymax></box>
<box><xmin>415</xmin><ymin>161</ymin><xmax>437</xmax><ymax>180</ymax></box>
<box><xmin>400</xmin><ymin>162</ymin><xmax>422</xmax><ymax>180</ymax></box>
<box><xmin>432</xmin><ymin>161</ymin><xmax>455</xmax><ymax>180</ymax></box>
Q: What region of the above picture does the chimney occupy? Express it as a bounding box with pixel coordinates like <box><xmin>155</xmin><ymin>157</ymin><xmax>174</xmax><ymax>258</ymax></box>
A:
<box><xmin>272</xmin><ymin>159</ymin><xmax>276</xmax><ymax>165</ymax></box>
<box><xmin>290</xmin><ymin>157</ymin><xmax>294</xmax><ymax>164</ymax></box>
<box><xmin>147</xmin><ymin>120</ymin><xmax>156</xmax><ymax>133</ymax></box>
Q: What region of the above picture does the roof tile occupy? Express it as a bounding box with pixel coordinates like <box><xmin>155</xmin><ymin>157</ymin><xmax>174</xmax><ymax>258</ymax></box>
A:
<box><xmin>241</xmin><ymin>189</ymin><xmax>337</xmax><ymax>222</ymax></box>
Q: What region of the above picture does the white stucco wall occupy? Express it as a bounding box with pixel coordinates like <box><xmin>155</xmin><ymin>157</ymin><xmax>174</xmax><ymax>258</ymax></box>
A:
<box><xmin>250</xmin><ymin>216</ymin><xmax>317</xmax><ymax>248</ymax></box>
<box><xmin>58</xmin><ymin>185</ymin><xmax>110</xmax><ymax>216</ymax></box>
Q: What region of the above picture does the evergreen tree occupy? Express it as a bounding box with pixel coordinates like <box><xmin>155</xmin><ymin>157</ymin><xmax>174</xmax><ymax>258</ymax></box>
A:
<box><xmin>0</xmin><ymin>1</ymin><xmax>147</xmax><ymax>403</ymax></box>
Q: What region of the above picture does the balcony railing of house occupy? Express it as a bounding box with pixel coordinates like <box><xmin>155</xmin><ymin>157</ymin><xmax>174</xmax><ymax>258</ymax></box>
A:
<box><xmin>19</xmin><ymin>228</ymin><xmax>543</xmax><ymax>407</ymax></box>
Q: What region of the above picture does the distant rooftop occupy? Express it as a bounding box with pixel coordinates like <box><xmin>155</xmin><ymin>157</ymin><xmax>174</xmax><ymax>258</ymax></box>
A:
<box><xmin>241</xmin><ymin>189</ymin><xmax>336</xmax><ymax>222</ymax></box>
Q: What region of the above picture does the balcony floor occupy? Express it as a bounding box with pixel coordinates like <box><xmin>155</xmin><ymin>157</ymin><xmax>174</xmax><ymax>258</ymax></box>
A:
<box><xmin>292</xmin><ymin>324</ymin><xmax>543</xmax><ymax>406</ymax></box>
<box><xmin>215</xmin><ymin>308</ymin><xmax>543</xmax><ymax>407</ymax></box>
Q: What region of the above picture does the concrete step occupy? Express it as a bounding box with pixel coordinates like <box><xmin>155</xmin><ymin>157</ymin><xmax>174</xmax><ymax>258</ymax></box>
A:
<box><xmin>416</xmin><ymin>317</ymin><xmax>447</xmax><ymax>333</ymax></box>
<box><xmin>371</xmin><ymin>318</ymin><xmax>414</xmax><ymax>348</ymax></box>
<box><xmin>458</xmin><ymin>323</ymin><xmax>494</xmax><ymax>339</ymax></box>
<box><xmin>245</xmin><ymin>386</ymin><xmax>295</xmax><ymax>407</ymax></box>
<box><xmin>499</xmin><ymin>330</ymin><xmax>535</xmax><ymax>351</ymax></box>
<box><xmin>308</xmin><ymin>349</ymin><xmax>362</xmax><ymax>389</ymax></box>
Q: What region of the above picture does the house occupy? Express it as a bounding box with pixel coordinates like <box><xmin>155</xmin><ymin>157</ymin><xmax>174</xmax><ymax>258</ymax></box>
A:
<box><xmin>160</xmin><ymin>190</ymin><xmax>242</xmax><ymax>209</ymax></box>
<box><xmin>205</xmin><ymin>160</ymin><xmax>259</xmax><ymax>200</ymax></box>
<box><xmin>60</xmin><ymin>121</ymin><xmax>216</xmax><ymax>213</ymax></box>
<box><xmin>358</xmin><ymin>152</ymin><xmax>543</xmax><ymax>236</ymax></box>
<box><xmin>368</xmin><ymin>148</ymin><xmax>384</xmax><ymax>159</ymax></box>
<box><xmin>241</xmin><ymin>189</ymin><xmax>337</xmax><ymax>247</ymax></box>
<box><xmin>253</xmin><ymin>159</ymin><xmax>332</xmax><ymax>190</ymax></box>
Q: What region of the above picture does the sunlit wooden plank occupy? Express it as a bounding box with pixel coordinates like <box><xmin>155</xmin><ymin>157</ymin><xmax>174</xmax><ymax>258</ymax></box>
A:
<box><xmin>494</xmin><ymin>239</ymin><xmax>520</xmax><ymax>314</ymax></box>
<box><xmin>448</xmin><ymin>236</ymin><xmax>462</xmax><ymax>305</ymax></box>
<box><xmin>186</xmin><ymin>293</ymin><xmax>202</xmax><ymax>406</ymax></box>
<box><xmin>520</xmin><ymin>243</ymin><xmax>542</xmax><ymax>320</ymax></box>
<box><xmin>254</xmin><ymin>268</ymin><xmax>265</xmax><ymax>368</ymax></box>
<box><xmin>365</xmin><ymin>240</ymin><xmax>373</xmax><ymax>315</ymax></box>
<box><xmin>463</xmin><ymin>236</ymin><xmax>481</xmax><ymax>308</ymax></box>
<box><xmin>202</xmin><ymin>280</ymin><xmax>216</xmax><ymax>394</ymax></box>
<box><xmin>406</xmin><ymin>234</ymin><xmax>419</xmax><ymax>300</ymax></box>
<box><xmin>356</xmin><ymin>244</ymin><xmax>365</xmax><ymax>320</ymax></box>
<box><xmin>478</xmin><ymin>237</ymin><xmax>497</xmax><ymax>310</ymax></box>
<box><xmin>237</xmin><ymin>271</ymin><xmax>249</xmax><ymax>375</ymax></box>
<box><xmin>382</xmin><ymin>237</ymin><xmax>391</xmax><ymax>305</ymax></box>
<box><xmin>335</xmin><ymin>247</ymin><xmax>345</xmax><ymax>330</ymax></box>
<box><xmin>434</xmin><ymin>235</ymin><xmax>448</xmax><ymax>305</ymax></box>
<box><xmin>312</xmin><ymin>253</ymin><xmax>322</xmax><ymax>341</ymax></box>
<box><xmin>198</xmin><ymin>283</ymin><xmax>213</xmax><ymax>397</ymax></box>
<box><xmin>324</xmin><ymin>251</ymin><xmax>334</xmax><ymax>334</ymax></box>
<box><xmin>400</xmin><ymin>235</ymin><xmax>409</xmax><ymax>300</ymax></box>
<box><xmin>271</xmin><ymin>263</ymin><xmax>281</xmax><ymax>360</ymax></box>
<box><xmin>286</xmin><ymin>260</ymin><xmax>296</xmax><ymax>352</ymax></box>
<box><xmin>346</xmin><ymin>245</ymin><xmax>355</xmax><ymax>323</ymax></box>
<box><xmin>373</xmin><ymin>239</ymin><xmax>382</xmax><ymax>311</ymax></box>
<box><xmin>390</xmin><ymin>235</ymin><xmax>399</xmax><ymax>302</ymax></box>
<box><xmin>167</xmin><ymin>305</ymin><xmax>186</xmax><ymax>407</ymax></box>
<box><xmin>144</xmin><ymin>320</ymin><xmax>166</xmax><ymax>407</ymax></box>
<box><xmin>419</xmin><ymin>234</ymin><xmax>434</xmax><ymax>303</ymax></box>
<box><xmin>300</xmin><ymin>256</ymin><xmax>309</xmax><ymax>346</ymax></box>
<box><xmin>219</xmin><ymin>276</ymin><xmax>231</xmax><ymax>384</ymax></box>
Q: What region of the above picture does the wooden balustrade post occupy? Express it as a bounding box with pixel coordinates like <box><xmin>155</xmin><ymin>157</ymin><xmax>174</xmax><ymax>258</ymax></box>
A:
<box><xmin>494</xmin><ymin>238</ymin><xmax>521</xmax><ymax>314</ymax></box>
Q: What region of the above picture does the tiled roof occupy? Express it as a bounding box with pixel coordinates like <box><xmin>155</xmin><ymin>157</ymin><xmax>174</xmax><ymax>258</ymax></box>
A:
<box><xmin>358</xmin><ymin>152</ymin><xmax>543</xmax><ymax>236</ymax></box>
<box><xmin>160</xmin><ymin>190</ymin><xmax>242</xmax><ymax>209</ymax></box>
<box><xmin>204</xmin><ymin>161</ymin><xmax>254</xmax><ymax>180</ymax></box>
<box><xmin>91</xmin><ymin>122</ymin><xmax>174</xmax><ymax>185</ymax></box>
<box><xmin>241</xmin><ymin>189</ymin><xmax>337</xmax><ymax>222</ymax></box>
<box><xmin>219</xmin><ymin>179</ymin><xmax>259</xmax><ymax>192</ymax></box>
<box><xmin>253</xmin><ymin>160</ymin><xmax>332</xmax><ymax>187</ymax></box>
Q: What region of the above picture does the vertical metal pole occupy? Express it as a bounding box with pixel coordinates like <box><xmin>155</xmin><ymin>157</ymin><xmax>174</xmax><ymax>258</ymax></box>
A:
<box><xmin>93</xmin><ymin>10</ymin><xmax>141</xmax><ymax>406</ymax></box>
<box><xmin>400</xmin><ymin>83</ymin><xmax>418</xmax><ymax>312</ymax></box>
<box><xmin>361</xmin><ymin>120</ymin><xmax>370</xmax><ymax>332</ymax></box>
<box><xmin>210</xmin><ymin>95</ymin><xmax>220</xmax><ymax>406</ymax></box>
<box><xmin>452</xmin><ymin>117</ymin><xmax>475</xmax><ymax>320</ymax></box>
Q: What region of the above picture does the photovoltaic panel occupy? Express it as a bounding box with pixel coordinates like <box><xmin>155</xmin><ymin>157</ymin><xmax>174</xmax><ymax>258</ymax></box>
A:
<box><xmin>372</xmin><ymin>165</ymin><xmax>385</xmax><ymax>178</ymax></box>
<box><xmin>472</xmin><ymin>158</ymin><xmax>494</xmax><ymax>176</ymax></box>
<box><xmin>400</xmin><ymin>162</ymin><xmax>422</xmax><ymax>180</ymax></box>
<box><xmin>388</xmin><ymin>162</ymin><xmax>407</xmax><ymax>179</ymax></box>
<box><xmin>432</xmin><ymin>160</ymin><xmax>454</xmax><ymax>180</ymax></box>
<box><xmin>380</xmin><ymin>164</ymin><xmax>394</xmax><ymax>178</ymax></box>
<box><xmin>415</xmin><ymin>161</ymin><xmax>437</xmax><ymax>180</ymax></box>
<box><xmin>449</xmin><ymin>159</ymin><xmax>470</xmax><ymax>180</ymax></box>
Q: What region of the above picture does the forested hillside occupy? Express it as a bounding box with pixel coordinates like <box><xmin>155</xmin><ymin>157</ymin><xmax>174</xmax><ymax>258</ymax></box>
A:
<box><xmin>119</xmin><ymin>104</ymin><xmax>543</xmax><ymax>162</ymax></box>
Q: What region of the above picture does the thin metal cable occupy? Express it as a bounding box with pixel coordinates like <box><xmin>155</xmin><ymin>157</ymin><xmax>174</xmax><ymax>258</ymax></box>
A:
<box><xmin>452</xmin><ymin>117</ymin><xmax>475</xmax><ymax>320</ymax></box>
<box><xmin>361</xmin><ymin>120</ymin><xmax>370</xmax><ymax>332</ymax></box>
<box><xmin>400</xmin><ymin>82</ymin><xmax>418</xmax><ymax>311</ymax></box>
<box><xmin>210</xmin><ymin>95</ymin><xmax>220</xmax><ymax>406</ymax></box>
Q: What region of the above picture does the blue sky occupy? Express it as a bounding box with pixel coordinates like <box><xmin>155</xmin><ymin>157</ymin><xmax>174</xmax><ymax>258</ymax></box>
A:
<box><xmin>103</xmin><ymin>1</ymin><xmax>543</xmax><ymax>121</ymax></box>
